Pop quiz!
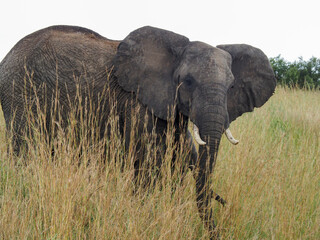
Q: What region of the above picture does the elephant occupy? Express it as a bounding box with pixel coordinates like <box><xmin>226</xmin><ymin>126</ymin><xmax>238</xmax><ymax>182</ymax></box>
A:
<box><xmin>0</xmin><ymin>25</ymin><xmax>276</xmax><ymax>237</ymax></box>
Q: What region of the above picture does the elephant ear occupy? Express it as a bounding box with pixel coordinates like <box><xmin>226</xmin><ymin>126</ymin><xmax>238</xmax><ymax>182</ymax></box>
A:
<box><xmin>217</xmin><ymin>44</ymin><xmax>276</xmax><ymax>123</ymax></box>
<box><xmin>113</xmin><ymin>26</ymin><xmax>190</xmax><ymax>120</ymax></box>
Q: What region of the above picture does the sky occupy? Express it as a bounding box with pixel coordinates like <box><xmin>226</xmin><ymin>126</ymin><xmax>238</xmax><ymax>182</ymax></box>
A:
<box><xmin>1</xmin><ymin>0</ymin><xmax>319</xmax><ymax>62</ymax></box>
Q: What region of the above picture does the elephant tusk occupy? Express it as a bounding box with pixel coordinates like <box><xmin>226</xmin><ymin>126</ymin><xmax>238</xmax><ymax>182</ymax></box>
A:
<box><xmin>192</xmin><ymin>123</ymin><xmax>206</xmax><ymax>145</ymax></box>
<box><xmin>225</xmin><ymin>128</ymin><xmax>239</xmax><ymax>145</ymax></box>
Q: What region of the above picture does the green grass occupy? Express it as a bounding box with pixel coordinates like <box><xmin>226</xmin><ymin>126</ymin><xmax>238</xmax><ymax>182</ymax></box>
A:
<box><xmin>0</xmin><ymin>87</ymin><xmax>319</xmax><ymax>239</ymax></box>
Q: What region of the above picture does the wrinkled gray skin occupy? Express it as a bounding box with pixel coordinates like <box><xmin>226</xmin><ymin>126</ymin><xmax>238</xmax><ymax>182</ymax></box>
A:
<box><xmin>0</xmin><ymin>26</ymin><xmax>276</xmax><ymax>237</ymax></box>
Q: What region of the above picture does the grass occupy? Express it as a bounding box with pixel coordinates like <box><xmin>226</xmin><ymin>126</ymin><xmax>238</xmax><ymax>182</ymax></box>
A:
<box><xmin>0</xmin><ymin>86</ymin><xmax>319</xmax><ymax>239</ymax></box>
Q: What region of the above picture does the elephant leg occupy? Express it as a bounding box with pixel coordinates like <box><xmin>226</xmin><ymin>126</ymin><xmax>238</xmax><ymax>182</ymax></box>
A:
<box><xmin>127</xmin><ymin>127</ymin><xmax>161</xmax><ymax>191</ymax></box>
<box><xmin>132</xmin><ymin>142</ymin><xmax>165</xmax><ymax>194</ymax></box>
<box><xmin>10</xmin><ymin>131</ymin><xmax>24</xmax><ymax>156</ymax></box>
<box><xmin>7</xmin><ymin>117</ymin><xmax>27</xmax><ymax>157</ymax></box>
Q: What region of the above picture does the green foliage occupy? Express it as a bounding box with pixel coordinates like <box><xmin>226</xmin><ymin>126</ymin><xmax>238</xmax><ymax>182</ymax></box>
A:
<box><xmin>270</xmin><ymin>55</ymin><xmax>320</xmax><ymax>89</ymax></box>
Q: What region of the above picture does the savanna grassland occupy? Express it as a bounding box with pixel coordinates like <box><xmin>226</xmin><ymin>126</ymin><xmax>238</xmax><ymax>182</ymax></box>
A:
<box><xmin>0</xmin><ymin>87</ymin><xmax>319</xmax><ymax>239</ymax></box>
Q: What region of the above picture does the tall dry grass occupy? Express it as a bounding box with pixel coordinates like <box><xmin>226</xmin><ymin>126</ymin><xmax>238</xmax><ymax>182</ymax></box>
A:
<box><xmin>0</xmin><ymin>87</ymin><xmax>319</xmax><ymax>239</ymax></box>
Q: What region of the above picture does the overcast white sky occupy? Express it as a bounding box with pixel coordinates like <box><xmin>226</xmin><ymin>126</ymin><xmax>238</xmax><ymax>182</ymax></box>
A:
<box><xmin>1</xmin><ymin>0</ymin><xmax>319</xmax><ymax>62</ymax></box>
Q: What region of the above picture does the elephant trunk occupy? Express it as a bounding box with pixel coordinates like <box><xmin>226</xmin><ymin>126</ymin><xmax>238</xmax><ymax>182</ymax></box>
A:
<box><xmin>197</xmin><ymin>119</ymin><xmax>223</xmax><ymax>174</ymax></box>
<box><xmin>193</xmin><ymin>95</ymin><xmax>228</xmax><ymax>169</ymax></box>
<box><xmin>193</xmin><ymin>109</ymin><xmax>225</xmax><ymax>227</ymax></box>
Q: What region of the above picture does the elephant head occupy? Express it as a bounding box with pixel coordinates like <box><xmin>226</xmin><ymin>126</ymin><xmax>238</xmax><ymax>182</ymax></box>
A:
<box><xmin>113</xmin><ymin>26</ymin><xmax>276</xmax><ymax>174</ymax></box>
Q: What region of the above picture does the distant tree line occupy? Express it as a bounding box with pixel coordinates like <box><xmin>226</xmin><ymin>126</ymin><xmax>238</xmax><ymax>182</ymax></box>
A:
<box><xmin>269</xmin><ymin>55</ymin><xmax>320</xmax><ymax>89</ymax></box>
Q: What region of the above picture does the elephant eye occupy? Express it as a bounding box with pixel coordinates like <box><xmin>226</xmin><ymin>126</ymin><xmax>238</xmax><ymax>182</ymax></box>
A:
<box><xmin>183</xmin><ymin>74</ymin><xmax>195</xmax><ymax>87</ymax></box>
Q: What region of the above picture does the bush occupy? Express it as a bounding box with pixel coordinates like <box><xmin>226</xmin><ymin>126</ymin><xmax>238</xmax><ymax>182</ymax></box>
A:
<box><xmin>270</xmin><ymin>55</ymin><xmax>320</xmax><ymax>89</ymax></box>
